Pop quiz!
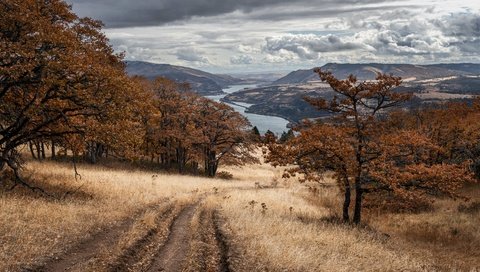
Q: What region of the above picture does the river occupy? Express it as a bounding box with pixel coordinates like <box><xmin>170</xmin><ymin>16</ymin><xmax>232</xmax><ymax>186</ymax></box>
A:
<box><xmin>205</xmin><ymin>84</ymin><xmax>290</xmax><ymax>135</ymax></box>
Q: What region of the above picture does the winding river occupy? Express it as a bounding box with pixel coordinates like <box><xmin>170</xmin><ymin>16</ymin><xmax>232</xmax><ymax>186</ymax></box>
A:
<box><xmin>205</xmin><ymin>84</ymin><xmax>290</xmax><ymax>135</ymax></box>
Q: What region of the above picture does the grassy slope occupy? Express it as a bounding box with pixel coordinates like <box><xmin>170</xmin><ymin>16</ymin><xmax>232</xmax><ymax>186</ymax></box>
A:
<box><xmin>0</xmin><ymin>160</ymin><xmax>478</xmax><ymax>271</ymax></box>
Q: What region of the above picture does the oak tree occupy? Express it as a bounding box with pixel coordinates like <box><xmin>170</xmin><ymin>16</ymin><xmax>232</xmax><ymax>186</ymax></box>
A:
<box><xmin>0</xmin><ymin>0</ymin><xmax>137</xmax><ymax>185</ymax></box>
<box><xmin>196</xmin><ymin>98</ymin><xmax>258</xmax><ymax>177</ymax></box>
<box><xmin>268</xmin><ymin>70</ymin><xmax>475</xmax><ymax>224</ymax></box>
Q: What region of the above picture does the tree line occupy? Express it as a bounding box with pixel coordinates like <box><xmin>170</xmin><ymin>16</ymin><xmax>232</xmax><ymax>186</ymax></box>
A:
<box><xmin>0</xmin><ymin>0</ymin><xmax>257</xmax><ymax>189</ymax></box>
<box><xmin>2</xmin><ymin>0</ymin><xmax>478</xmax><ymax>225</ymax></box>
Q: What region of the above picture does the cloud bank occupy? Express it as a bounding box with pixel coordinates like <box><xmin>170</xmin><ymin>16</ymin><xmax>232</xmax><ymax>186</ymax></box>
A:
<box><xmin>66</xmin><ymin>0</ymin><xmax>480</xmax><ymax>72</ymax></box>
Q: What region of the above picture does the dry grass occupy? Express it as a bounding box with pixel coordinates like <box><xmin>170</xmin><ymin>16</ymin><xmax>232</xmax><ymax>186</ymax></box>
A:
<box><xmin>0</xmin><ymin>160</ymin><xmax>244</xmax><ymax>271</ymax></box>
<box><xmin>217</xmin><ymin>187</ymin><xmax>431</xmax><ymax>271</ymax></box>
<box><xmin>369</xmin><ymin>195</ymin><xmax>480</xmax><ymax>271</ymax></box>
<box><xmin>1</xmin><ymin>158</ymin><xmax>479</xmax><ymax>271</ymax></box>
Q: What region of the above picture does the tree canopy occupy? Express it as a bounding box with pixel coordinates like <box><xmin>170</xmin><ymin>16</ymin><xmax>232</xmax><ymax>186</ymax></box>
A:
<box><xmin>267</xmin><ymin>69</ymin><xmax>477</xmax><ymax>224</ymax></box>
<box><xmin>1</xmin><ymin>0</ymin><xmax>257</xmax><ymax>188</ymax></box>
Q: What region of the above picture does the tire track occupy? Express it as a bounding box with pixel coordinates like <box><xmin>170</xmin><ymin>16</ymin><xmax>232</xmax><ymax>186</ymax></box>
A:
<box><xmin>33</xmin><ymin>200</ymin><xmax>168</xmax><ymax>272</ymax></box>
<box><xmin>147</xmin><ymin>204</ymin><xmax>198</xmax><ymax>272</ymax></box>
<box><xmin>182</xmin><ymin>203</ymin><xmax>232</xmax><ymax>272</ymax></box>
<box><xmin>107</xmin><ymin>204</ymin><xmax>176</xmax><ymax>272</ymax></box>
<box><xmin>213</xmin><ymin>210</ymin><xmax>231</xmax><ymax>272</ymax></box>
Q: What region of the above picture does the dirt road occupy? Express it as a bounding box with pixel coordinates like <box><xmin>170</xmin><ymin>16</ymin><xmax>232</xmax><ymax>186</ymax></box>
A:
<box><xmin>35</xmin><ymin>198</ymin><xmax>231</xmax><ymax>272</ymax></box>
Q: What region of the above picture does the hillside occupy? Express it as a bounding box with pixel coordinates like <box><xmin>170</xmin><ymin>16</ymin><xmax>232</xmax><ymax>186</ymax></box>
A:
<box><xmin>227</xmin><ymin>63</ymin><xmax>480</xmax><ymax>122</ymax></box>
<box><xmin>1</xmin><ymin>159</ymin><xmax>479</xmax><ymax>271</ymax></box>
<box><xmin>223</xmin><ymin>84</ymin><xmax>332</xmax><ymax>122</ymax></box>
<box><xmin>272</xmin><ymin>63</ymin><xmax>480</xmax><ymax>85</ymax></box>
<box><xmin>126</xmin><ymin>61</ymin><xmax>243</xmax><ymax>95</ymax></box>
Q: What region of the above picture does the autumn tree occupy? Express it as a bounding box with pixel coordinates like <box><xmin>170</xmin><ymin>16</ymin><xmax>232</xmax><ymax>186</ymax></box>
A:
<box><xmin>388</xmin><ymin>99</ymin><xmax>480</xmax><ymax>179</ymax></box>
<box><xmin>279</xmin><ymin>129</ymin><xmax>295</xmax><ymax>143</ymax></box>
<box><xmin>268</xmin><ymin>69</ymin><xmax>475</xmax><ymax>224</ymax></box>
<box><xmin>80</xmin><ymin>75</ymin><xmax>154</xmax><ymax>164</ymax></box>
<box><xmin>263</xmin><ymin>130</ymin><xmax>277</xmax><ymax>144</ymax></box>
<box><xmin>139</xmin><ymin>77</ymin><xmax>257</xmax><ymax>176</ymax></box>
<box><xmin>251</xmin><ymin>126</ymin><xmax>261</xmax><ymax>142</ymax></box>
<box><xmin>196</xmin><ymin>98</ymin><xmax>258</xmax><ymax>177</ymax></box>
<box><xmin>0</xmin><ymin>0</ymin><xmax>139</xmax><ymax>186</ymax></box>
<box><xmin>141</xmin><ymin>77</ymin><xmax>202</xmax><ymax>172</ymax></box>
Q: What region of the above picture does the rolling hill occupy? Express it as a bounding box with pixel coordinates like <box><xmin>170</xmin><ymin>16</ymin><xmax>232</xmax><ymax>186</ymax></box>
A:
<box><xmin>228</xmin><ymin>63</ymin><xmax>480</xmax><ymax>122</ymax></box>
<box><xmin>272</xmin><ymin>63</ymin><xmax>480</xmax><ymax>85</ymax></box>
<box><xmin>125</xmin><ymin>61</ymin><xmax>243</xmax><ymax>95</ymax></box>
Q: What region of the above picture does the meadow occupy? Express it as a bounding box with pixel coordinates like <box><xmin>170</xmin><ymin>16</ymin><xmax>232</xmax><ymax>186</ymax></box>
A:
<box><xmin>1</xmin><ymin>158</ymin><xmax>478</xmax><ymax>271</ymax></box>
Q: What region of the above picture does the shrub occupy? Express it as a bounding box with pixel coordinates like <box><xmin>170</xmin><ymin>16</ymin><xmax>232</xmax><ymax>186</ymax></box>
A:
<box><xmin>458</xmin><ymin>201</ymin><xmax>480</xmax><ymax>214</ymax></box>
<box><xmin>216</xmin><ymin>171</ymin><xmax>233</xmax><ymax>180</ymax></box>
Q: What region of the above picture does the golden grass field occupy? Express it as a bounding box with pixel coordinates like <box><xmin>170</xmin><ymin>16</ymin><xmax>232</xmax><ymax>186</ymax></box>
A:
<box><xmin>0</xmin><ymin>158</ymin><xmax>479</xmax><ymax>271</ymax></box>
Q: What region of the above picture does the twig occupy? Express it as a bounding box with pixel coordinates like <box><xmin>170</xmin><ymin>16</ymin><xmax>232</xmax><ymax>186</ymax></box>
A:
<box><xmin>72</xmin><ymin>152</ymin><xmax>82</xmax><ymax>181</ymax></box>
<box><xmin>61</xmin><ymin>183</ymin><xmax>86</xmax><ymax>200</ymax></box>
<box><xmin>12</xmin><ymin>166</ymin><xmax>56</xmax><ymax>199</ymax></box>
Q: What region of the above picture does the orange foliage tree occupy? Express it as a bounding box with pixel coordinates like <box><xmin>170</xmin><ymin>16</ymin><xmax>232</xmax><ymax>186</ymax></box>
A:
<box><xmin>196</xmin><ymin>98</ymin><xmax>259</xmax><ymax>177</ymax></box>
<box><xmin>141</xmin><ymin>77</ymin><xmax>201</xmax><ymax>172</ymax></box>
<box><xmin>0</xmin><ymin>0</ymin><xmax>141</xmax><ymax>185</ymax></box>
<box><xmin>267</xmin><ymin>69</ymin><xmax>476</xmax><ymax>224</ymax></box>
<box><xmin>388</xmin><ymin>99</ymin><xmax>480</xmax><ymax>180</ymax></box>
<box><xmin>140</xmin><ymin>77</ymin><xmax>258</xmax><ymax>176</ymax></box>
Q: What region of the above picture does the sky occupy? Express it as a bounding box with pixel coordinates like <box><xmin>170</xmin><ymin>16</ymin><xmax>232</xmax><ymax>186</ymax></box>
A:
<box><xmin>66</xmin><ymin>0</ymin><xmax>480</xmax><ymax>73</ymax></box>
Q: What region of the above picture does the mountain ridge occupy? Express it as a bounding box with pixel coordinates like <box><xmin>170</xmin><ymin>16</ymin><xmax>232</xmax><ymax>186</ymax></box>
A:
<box><xmin>272</xmin><ymin>63</ymin><xmax>480</xmax><ymax>85</ymax></box>
<box><xmin>125</xmin><ymin>61</ymin><xmax>243</xmax><ymax>95</ymax></box>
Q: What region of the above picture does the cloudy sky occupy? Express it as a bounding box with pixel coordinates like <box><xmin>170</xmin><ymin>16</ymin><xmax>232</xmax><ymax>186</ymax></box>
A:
<box><xmin>66</xmin><ymin>0</ymin><xmax>480</xmax><ymax>73</ymax></box>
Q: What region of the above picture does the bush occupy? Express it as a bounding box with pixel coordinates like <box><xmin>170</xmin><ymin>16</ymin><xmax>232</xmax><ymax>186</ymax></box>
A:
<box><xmin>458</xmin><ymin>201</ymin><xmax>480</xmax><ymax>214</ymax></box>
<box><xmin>216</xmin><ymin>171</ymin><xmax>233</xmax><ymax>180</ymax></box>
<box><xmin>363</xmin><ymin>193</ymin><xmax>433</xmax><ymax>214</ymax></box>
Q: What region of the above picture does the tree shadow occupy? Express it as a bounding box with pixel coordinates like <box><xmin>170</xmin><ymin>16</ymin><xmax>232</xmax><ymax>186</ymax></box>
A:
<box><xmin>0</xmin><ymin>169</ymin><xmax>94</xmax><ymax>202</ymax></box>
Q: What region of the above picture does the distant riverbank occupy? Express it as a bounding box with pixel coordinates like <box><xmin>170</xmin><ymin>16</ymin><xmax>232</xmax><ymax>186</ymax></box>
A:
<box><xmin>205</xmin><ymin>84</ymin><xmax>290</xmax><ymax>135</ymax></box>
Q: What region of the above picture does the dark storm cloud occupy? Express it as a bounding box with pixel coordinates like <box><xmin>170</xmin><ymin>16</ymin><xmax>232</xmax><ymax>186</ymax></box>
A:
<box><xmin>66</xmin><ymin>0</ymin><xmax>391</xmax><ymax>28</ymax></box>
<box><xmin>230</xmin><ymin>54</ymin><xmax>254</xmax><ymax>64</ymax></box>
<box><xmin>244</xmin><ymin>4</ymin><xmax>421</xmax><ymax>22</ymax></box>
<box><xmin>434</xmin><ymin>12</ymin><xmax>480</xmax><ymax>54</ymax></box>
<box><xmin>435</xmin><ymin>12</ymin><xmax>480</xmax><ymax>37</ymax></box>
<box><xmin>175</xmin><ymin>48</ymin><xmax>210</xmax><ymax>64</ymax></box>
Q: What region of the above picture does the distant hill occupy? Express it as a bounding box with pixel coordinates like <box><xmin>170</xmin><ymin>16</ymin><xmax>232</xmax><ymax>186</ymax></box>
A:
<box><xmin>272</xmin><ymin>63</ymin><xmax>480</xmax><ymax>85</ymax></box>
<box><xmin>229</xmin><ymin>63</ymin><xmax>480</xmax><ymax>122</ymax></box>
<box><xmin>125</xmin><ymin>61</ymin><xmax>243</xmax><ymax>95</ymax></box>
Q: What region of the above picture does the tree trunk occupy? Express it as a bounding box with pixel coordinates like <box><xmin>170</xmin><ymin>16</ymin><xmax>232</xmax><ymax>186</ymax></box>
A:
<box><xmin>192</xmin><ymin>161</ymin><xmax>199</xmax><ymax>175</ymax></box>
<box><xmin>205</xmin><ymin>150</ymin><xmax>218</xmax><ymax>177</ymax></box>
<box><xmin>342</xmin><ymin>176</ymin><xmax>351</xmax><ymax>222</ymax></box>
<box><xmin>177</xmin><ymin>147</ymin><xmax>187</xmax><ymax>173</ymax></box>
<box><xmin>51</xmin><ymin>140</ymin><xmax>56</xmax><ymax>159</ymax></box>
<box><xmin>95</xmin><ymin>143</ymin><xmax>104</xmax><ymax>159</ymax></box>
<box><xmin>0</xmin><ymin>159</ymin><xmax>5</xmax><ymax>173</ymax></box>
<box><xmin>29</xmin><ymin>142</ymin><xmax>37</xmax><ymax>159</ymax></box>
<box><xmin>353</xmin><ymin>177</ymin><xmax>363</xmax><ymax>224</ymax></box>
<box><xmin>87</xmin><ymin>142</ymin><xmax>97</xmax><ymax>164</ymax></box>
<box><xmin>36</xmin><ymin>142</ymin><xmax>41</xmax><ymax>160</ymax></box>
<box><xmin>40</xmin><ymin>142</ymin><xmax>46</xmax><ymax>160</ymax></box>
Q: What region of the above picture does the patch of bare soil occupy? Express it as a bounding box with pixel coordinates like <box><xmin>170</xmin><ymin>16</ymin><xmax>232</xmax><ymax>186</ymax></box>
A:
<box><xmin>105</xmin><ymin>203</ymin><xmax>177</xmax><ymax>272</ymax></box>
<box><xmin>147</xmin><ymin>204</ymin><xmax>198</xmax><ymax>272</ymax></box>
<box><xmin>183</xmin><ymin>205</ymin><xmax>232</xmax><ymax>272</ymax></box>
<box><xmin>27</xmin><ymin>198</ymin><xmax>235</xmax><ymax>272</ymax></box>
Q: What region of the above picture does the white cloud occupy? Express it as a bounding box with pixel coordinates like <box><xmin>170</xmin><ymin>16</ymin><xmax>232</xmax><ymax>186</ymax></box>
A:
<box><xmin>89</xmin><ymin>1</ymin><xmax>480</xmax><ymax>72</ymax></box>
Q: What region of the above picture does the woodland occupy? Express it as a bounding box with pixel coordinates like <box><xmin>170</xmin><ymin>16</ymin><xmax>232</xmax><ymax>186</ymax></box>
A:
<box><xmin>1</xmin><ymin>0</ymin><xmax>479</xmax><ymax>227</ymax></box>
